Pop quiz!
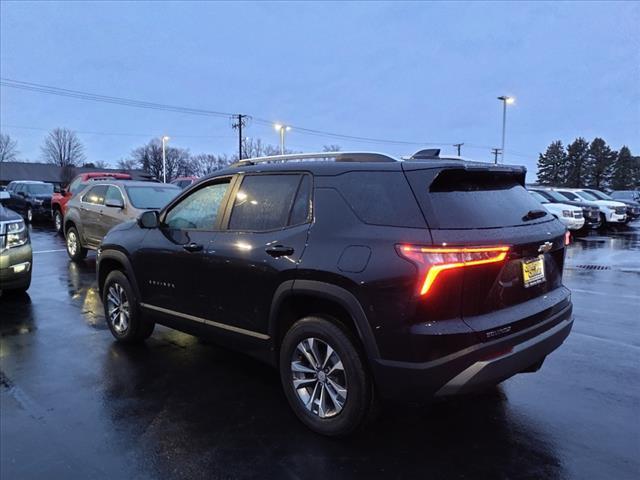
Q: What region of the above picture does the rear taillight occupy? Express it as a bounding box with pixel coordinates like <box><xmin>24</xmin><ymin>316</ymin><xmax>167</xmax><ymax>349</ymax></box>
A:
<box><xmin>564</xmin><ymin>230</ymin><xmax>571</xmax><ymax>246</ymax></box>
<box><xmin>397</xmin><ymin>245</ymin><xmax>510</xmax><ymax>296</ymax></box>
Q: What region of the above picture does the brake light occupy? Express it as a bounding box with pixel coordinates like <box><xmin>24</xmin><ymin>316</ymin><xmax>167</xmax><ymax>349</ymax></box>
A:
<box><xmin>397</xmin><ymin>245</ymin><xmax>510</xmax><ymax>296</ymax></box>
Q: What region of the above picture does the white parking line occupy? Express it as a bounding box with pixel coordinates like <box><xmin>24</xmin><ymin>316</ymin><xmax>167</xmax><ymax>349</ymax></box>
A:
<box><xmin>32</xmin><ymin>249</ymin><xmax>66</xmax><ymax>254</ymax></box>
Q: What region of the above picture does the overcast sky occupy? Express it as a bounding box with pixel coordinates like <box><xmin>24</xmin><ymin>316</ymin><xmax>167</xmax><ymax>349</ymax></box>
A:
<box><xmin>1</xmin><ymin>1</ymin><xmax>638</xmax><ymax>178</ymax></box>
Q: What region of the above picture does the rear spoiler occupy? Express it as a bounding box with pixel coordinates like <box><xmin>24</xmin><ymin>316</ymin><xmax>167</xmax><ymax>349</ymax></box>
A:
<box><xmin>403</xmin><ymin>162</ymin><xmax>527</xmax><ymax>190</ymax></box>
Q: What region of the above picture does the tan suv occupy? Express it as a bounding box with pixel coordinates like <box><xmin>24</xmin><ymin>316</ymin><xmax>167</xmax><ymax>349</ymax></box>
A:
<box><xmin>63</xmin><ymin>180</ymin><xmax>179</xmax><ymax>261</ymax></box>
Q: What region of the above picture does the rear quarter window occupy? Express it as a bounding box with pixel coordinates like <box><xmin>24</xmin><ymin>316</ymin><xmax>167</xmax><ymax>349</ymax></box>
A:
<box><xmin>332</xmin><ymin>171</ymin><xmax>425</xmax><ymax>228</ymax></box>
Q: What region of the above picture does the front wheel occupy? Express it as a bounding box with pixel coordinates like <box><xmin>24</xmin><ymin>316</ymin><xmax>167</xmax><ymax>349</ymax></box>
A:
<box><xmin>65</xmin><ymin>226</ymin><xmax>87</xmax><ymax>261</ymax></box>
<box><xmin>102</xmin><ymin>270</ymin><xmax>154</xmax><ymax>343</ymax></box>
<box><xmin>26</xmin><ymin>206</ymin><xmax>33</xmax><ymax>223</ymax></box>
<box><xmin>279</xmin><ymin>316</ymin><xmax>377</xmax><ymax>436</ymax></box>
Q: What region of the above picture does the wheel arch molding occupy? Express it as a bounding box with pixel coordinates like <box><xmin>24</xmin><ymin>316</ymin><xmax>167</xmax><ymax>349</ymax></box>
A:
<box><xmin>97</xmin><ymin>249</ymin><xmax>140</xmax><ymax>300</ymax></box>
<box><xmin>268</xmin><ymin>279</ymin><xmax>380</xmax><ymax>362</ymax></box>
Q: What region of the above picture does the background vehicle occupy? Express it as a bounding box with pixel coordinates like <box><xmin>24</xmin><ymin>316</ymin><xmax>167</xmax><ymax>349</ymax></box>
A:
<box><xmin>51</xmin><ymin>172</ymin><xmax>132</xmax><ymax>233</ymax></box>
<box><xmin>610</xmin><ymin>190</ymin><xmax>640</xmax><ymax>203</ymax></box>
<box><xmin>529</xmin><ymin>188</ymin><xmax>601</xmax><ymax>230</ymax></box>
<box><xmin>0</xmin><ymin>204</ymin><xmax>32</xmax><ymax>293</ymax></box>
<box><xmin>170</xmin><ymin>176</ymin><xmax>198</xmax><ymax>189</ymax></box>
<box><xmin>553</xmin><ymin>188</ymin><xmax>626</xmax><ymax>226</ymax></box>
<box><xmin>528</xmin><ymin>190</ymin><xmax>584</xmax><ymax>230</ymax></box>
<box><xmin>583</xmin><ymin>188</ymin><xmax>640</xmax><ymax>223</ymax></box>
<box><xmin>4</xmin><ymin>180</ymin><xmax>54</xmax><ymax>223</ymax></box>
<box><xmin>97</xmin><ymin>152</ymin><xmax>573</xmax><ymax>436</ymax></box>
<box><xmin>64</xmin><ymin>180</ymin><xmax>179</xmax><ymax>260</ymax></box>
<box><xmin>0</xmin><ymin>186</ymin><xmax>9</xmax><ymax>204</ymax></box>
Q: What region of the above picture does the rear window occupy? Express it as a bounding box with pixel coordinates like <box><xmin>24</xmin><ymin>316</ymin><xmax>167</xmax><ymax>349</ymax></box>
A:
<box><xmin>332</xmin><ymin>171</ymin><xmax>425</xmax><ymax>228</ymax></box>
<box><xmin>405</xmin><ymin>169</ymin><xmax>549</xmax><ymax>229</ymax></box>
<box><xmin>125</xmin><ymin>185</ymin><xmax>179</xmax><ymax>209</ymax></box>
<box><xmin>26</xmin><ymin>184</ymin><xmax>53</xmax><ymax>195</ymax></box>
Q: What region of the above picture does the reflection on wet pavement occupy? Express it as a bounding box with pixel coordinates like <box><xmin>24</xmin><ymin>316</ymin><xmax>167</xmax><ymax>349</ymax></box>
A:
<box><xmin>1</xmin><ymin>223</ymin><xmax>639</xmax><ymax>479</ymax></box>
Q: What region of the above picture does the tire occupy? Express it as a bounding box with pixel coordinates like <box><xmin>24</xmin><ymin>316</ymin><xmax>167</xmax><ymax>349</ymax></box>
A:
<box><xmin>599</xmin><ymin>213</ymin><xmax>608</xmax><ymax>231</ymax></box>
<box><xmin>279</xmin><ymin>316</ymin><xmax>377</xmax><ymax>436</ymax></box>
<box><xmin>26</xmin><ymin>206</ymin><xmax>33</xmax><ymax>223</ymax></box>
<box><xmin>102</xmin><ymin>270</ymin><xmax>154</xmax><ymax>343</ymax></box>
<box><xmin>65</xmin><ymin>226</ymin><xmax>88</xmax><ymax>261</ymax></box>
<box><xmin>53</xmin><ymin>209</ymin><xmax>63</xmax><ymax>234</ymax></box>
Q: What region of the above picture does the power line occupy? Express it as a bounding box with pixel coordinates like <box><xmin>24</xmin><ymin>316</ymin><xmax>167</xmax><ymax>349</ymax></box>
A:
<box><xmin>0</xmin><ymin>124</ymin><xmax>235</xmax><ymax>139</ymax></box>
<box><xmin>0</xmin><ymin>77</ymin><xmax>535</xmax><ymax>158</ymax></box>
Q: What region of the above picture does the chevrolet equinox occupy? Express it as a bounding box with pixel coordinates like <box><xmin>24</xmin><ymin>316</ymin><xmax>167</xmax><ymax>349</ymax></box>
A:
<box><xmin>97</xmin><ymin>151</ymin><xmax>574</xmax><ymax>436</ymax></box>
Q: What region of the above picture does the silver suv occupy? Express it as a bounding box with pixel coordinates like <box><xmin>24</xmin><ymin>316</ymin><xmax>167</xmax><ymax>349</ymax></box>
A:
<box><xmin>64</xmin><ymin>180</ymin><xmax>179</xmax><ymax>261</ymax></box>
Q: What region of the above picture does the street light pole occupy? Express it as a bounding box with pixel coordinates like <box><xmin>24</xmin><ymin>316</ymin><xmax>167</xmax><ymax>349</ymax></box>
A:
<box><xmin>161</xmin><ymin>135</ymin><xmax>170</xmax><ymax>183</ymax></box>
<box><xmin>274</xmin><ymin>124</ymin><xmax>291</xmax><ymax>154</ymax></box>
<box><xmin>497</xmin><ymin>96</ymin><xmax>514</xmax><ymax>163</ymax></box>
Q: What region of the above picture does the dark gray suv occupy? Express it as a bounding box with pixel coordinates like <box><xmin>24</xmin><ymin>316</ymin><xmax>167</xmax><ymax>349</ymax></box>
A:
<box><xmin>64</xmin><ymin>180</ymin><xmax>179</xmax><ymax>261</ymax></box>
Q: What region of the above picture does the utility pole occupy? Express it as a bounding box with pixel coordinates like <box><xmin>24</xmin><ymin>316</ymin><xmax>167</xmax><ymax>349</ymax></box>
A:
<box><xmin>453</xmin><ymin>143</ymin><xmax>464</xmax><ymax>156</ymax></box>
<box><xmin>491</xmin><ymin>147</ymin><xmax>502</xmax><ymax>164</ymax></box>
<box><xmin>231</xmin><ymin>114</ymin><xmax>250</xmax><ymax>160</ymax></box>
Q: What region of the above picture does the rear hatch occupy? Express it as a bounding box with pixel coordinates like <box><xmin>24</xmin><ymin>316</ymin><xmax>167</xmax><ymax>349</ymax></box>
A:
<box><xmin>402</xmin><ymin>163</ymin><xmax>568</xmax><ymax>339</ymax></box>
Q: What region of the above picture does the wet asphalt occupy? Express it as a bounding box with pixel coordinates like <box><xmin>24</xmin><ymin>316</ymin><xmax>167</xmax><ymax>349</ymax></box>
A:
<box><xmin>1</xmin><ymin>223</ymin><xmax>639</xmax><ymax>480</ymax></box>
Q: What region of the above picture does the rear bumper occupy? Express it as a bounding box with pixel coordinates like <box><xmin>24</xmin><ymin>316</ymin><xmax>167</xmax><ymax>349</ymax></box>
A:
<box><xmin>371</xmin><ymin>300</ymin><xmax>573</xmax><ymax>401</ymax></box>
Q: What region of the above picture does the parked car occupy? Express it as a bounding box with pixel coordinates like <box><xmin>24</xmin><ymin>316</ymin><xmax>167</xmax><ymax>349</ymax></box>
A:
<box><xmin>170</xmin><ymin>176</ymin><xmax>198</xmax><ymax>189</ymax></box>
<box><xmin>528</xmin><ymin>188</ymin><xmax>601</xmax><ymax>230</ymax></box>
<box><xmin>553</xmin><ymin>188</ymin><xmax>626</xmax><ymax>226</ymax></box>
<box><xmin>4</xmin><ymin>180</ymin><xmax>54</xmax><ymax>223</ymax></box>
<box><xmin>64</xmin><ymin>180</ymin><xmax>179</xmax><ymax>261</ymax></box>
<box><xmin>51</xmin><ymin>172</ymin><xmax>132</xmax><ymax>233</ymax></box>
<box><xmin>528</xmin><ymin>190</ymin><xmax>584</xmax><ymax>230</ymax></box>
<box><xmin>0</xmin><ymin>204</ymin><xmax>32</xmax><ymax>293</ymax></box>
<box><xmin>582</xmin><ymin>188</ymin><xmax>640</xmax><ymax>223</ymax></box>
<box><xmin>0</xmin><ymin>186</ymin><xmax>9</xmax><ymax>204</ymax></box>
<box><xmin>97</xmin><ymin>151</ymin><xmax>573</xmax><ymax>436</ymax></box>
<box><xmin>610</xmin><ymin>190</ymin><xmax>640</xmax><ymax>203</ymax></box>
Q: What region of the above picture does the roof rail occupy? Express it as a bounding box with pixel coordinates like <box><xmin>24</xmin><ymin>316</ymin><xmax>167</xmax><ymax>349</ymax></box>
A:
<box><xmin>231</xmin><ymin>151</ymin><xmax>398</xmax><ymax>167</ymax></box>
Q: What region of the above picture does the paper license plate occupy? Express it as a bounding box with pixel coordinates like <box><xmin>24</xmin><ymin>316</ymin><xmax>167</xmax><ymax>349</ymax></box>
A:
<box><xmin>522</xmin><ymin>255</ymin><xmax>545</xmax><ymax>288</ymax></box>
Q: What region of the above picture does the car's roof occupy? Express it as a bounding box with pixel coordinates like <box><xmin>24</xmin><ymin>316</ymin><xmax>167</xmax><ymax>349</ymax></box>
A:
<box><xmin>86</xmin><ymin>179</ymin><xmax>178</xmax><ymax>188</ymax></box>
<box><xmin>9</xmin><ymin>180</ymin><xmax>47</xmax><ymax>184</ymax></box>
<box><xmin>208</xmin><ymin>152</ymin><xmax>525</xmax><ymax>180</ymax></box>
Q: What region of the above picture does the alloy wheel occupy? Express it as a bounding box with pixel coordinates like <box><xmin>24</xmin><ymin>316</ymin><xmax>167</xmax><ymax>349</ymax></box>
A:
<box><xmin>291</xmin><ymin>337</ymin><xmax>347</xmax><ymax>418</ymax></box>
<box><xmin>106</xmin><ymin>283</ymin><xmax>130</xmax><ymax>334</ymax></box>
<box><xmin>55</xmin><ymin>212</ymin><xmax>62</xmax><ymax>232</ymax></box>
<box><xmin>66</xmin><ymin>231</ymin><xmax>77</xmax><ymax>256</ymax></box>
<box><xmin>27</xmin><ymin>208</ymin><xmax>33</xmax><ymax>223</ymax></box>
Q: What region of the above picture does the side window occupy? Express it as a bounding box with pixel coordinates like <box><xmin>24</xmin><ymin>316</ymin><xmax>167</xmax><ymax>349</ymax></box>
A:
<box><xmin>229</xmin><ymin>174</ymin><xmax>301</xmax><ymax>231</ymax></box>
<box><xmin>289</xmin><ymin>175</ymin><xmax>312</xmax><ymax>225</ymax></box>
<box><xmin>82</xmin><ymin>185</ymin><xmax>108</xmax><ymax>205</ymax></box>
<box><xmin>105</xmin><ymin>186</ymin><xmax>124</xmax><ymax>204</ymax></box>
<box><xmin>164</xmin><ymin>180</ymin><xmax>230</xmax><ymax>230</ymax></box>
<box><xmin>15</xmin><ymin>184</ymin><xmax>24</xmax><ymax>194</ymax></box>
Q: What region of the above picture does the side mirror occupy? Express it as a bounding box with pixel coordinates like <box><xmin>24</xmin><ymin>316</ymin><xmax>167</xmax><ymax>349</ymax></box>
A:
<box><xmin>138</xmin><ymin>210</ymin><xmax>159</xmax><ymax>229</ymax></box>
<box><xmin>105</xmin><ymin>198</ymin><xmax>124</xmax><ymax>209</ymax></box>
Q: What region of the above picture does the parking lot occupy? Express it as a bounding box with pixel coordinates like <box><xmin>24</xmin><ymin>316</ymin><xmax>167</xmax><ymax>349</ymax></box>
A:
<box><xmin>1</xmin><ymin>223</ymin><xmax>639</xmax><ymax>480</ymax></box>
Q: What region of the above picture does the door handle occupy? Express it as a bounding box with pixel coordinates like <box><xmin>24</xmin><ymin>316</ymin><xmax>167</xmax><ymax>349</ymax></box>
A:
<box><xmin>183</xmin><ymin>242</ymin><xmax>203</xmax><ymax>252</ymax></box>
<box><xmin>265</xmin><ymin>245</ymin><xmax>294</xmax><ymax>257</ymax></box>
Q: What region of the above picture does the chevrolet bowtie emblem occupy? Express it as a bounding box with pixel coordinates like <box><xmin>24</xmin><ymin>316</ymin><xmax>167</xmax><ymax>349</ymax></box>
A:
<box><xmin>538</xmin><ymin>241</ymin><xmax>553</xmax><ymax>254</ymax></box>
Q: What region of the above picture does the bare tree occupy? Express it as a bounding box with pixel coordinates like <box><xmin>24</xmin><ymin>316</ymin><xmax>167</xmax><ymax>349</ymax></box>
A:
<box><xmin>117</xmin><ymin>158</ymin><xmax>138</xmax><ymax>170</ymax></box>
<box><xmin>0</xmin><ymin>133</ymin><xmax>19</xmax><ymax>162</ymax></box>
<box><xmin>322</xmin><ymin>144</ymin><xmax>341</xmax><ymax>152</ymax></box>
<box><xmin>192</xmin><ymin>153</ymin><xmax>232</xmax><ymax>176</ymax></box>
<box><xmin>234</xmin><ymin>138</ymin><xmax>285</xmax><ymax>161</ymax></box>
<box><xmin>41</xmin><ymin>128</ymin><xmax>86</xmax><ymax>167</ymax></box>
<box><xmin>130</xmin><ymin>139</ymin><xmax>191</xmax><ymax>182</ymax></box>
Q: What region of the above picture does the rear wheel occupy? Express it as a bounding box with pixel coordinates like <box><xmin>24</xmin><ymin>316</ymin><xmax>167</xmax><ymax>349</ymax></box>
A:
<box><xmin>53</xmin><ymin>210</ymin><xmax>63</xmax><ymax>234</ymax></box>
<box><xmin>103</xmin><ymin>270</ymin><xmax>154</xmax><ymax>343</ymax></box>
<box><xmin>279</xmin><ymin>316</ymin><xmax>377</xmax><ymax>436</ymax></box>
<box><xmin>65</xmin><ymin>226</ymin><xmax>87</xmax><ymax>261</ymax></box>
<box><xmin>26</xmin><ymin>206</ymin><xmax>33</xmax><ymax>223</ymax></box>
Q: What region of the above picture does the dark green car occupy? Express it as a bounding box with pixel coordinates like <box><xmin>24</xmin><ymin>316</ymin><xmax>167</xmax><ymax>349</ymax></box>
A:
<box><xmin>0</xmin><ymin>204</ymin><xmax>32</xmax><ymax>293</ymax></box>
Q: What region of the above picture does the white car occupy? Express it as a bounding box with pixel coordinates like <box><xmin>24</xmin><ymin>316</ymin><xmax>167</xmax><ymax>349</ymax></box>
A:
<box><xmin>554</xmin><ymin>188</ymin><xmax>627</xmax><ymax>225</ymax></box>
<box><xmin>528</xmin><ymin>190</ymin><xmax>585</xmax><ymax>230</ymax></box>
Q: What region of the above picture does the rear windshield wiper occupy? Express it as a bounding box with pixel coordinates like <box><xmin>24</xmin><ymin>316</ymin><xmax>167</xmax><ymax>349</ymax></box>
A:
<box><xmin>522</xmin><ymin>209</ymin><xmax>547</xmax><ymax>221</ymax></box>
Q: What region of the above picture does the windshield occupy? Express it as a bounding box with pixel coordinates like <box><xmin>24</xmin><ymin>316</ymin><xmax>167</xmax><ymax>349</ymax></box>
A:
<box><xmin>125</xmin><ymin>185</ymin><xmax>179</xmax><ymax>209</ymax></box>
<box><xmin>26</xmin><ymin>184</ymin><xmax>53</xmax><ymax>195</ymax></box>
<box><xmin>557</xmin><ymin>191</ymin><xmax>580</xmax><ymax>201</ymax></box>
<box><xmin>587</xmin><ymin>190</ymin><xmax>612</xmax><ymax>200</ymax></box>
<box><xmin>576</xmin><ymin>191</ymin><xmax>598</xmax><ymax>201</ymax></box>
<box><xmin>528</xmin><ymin>191</ymin><xmax>548</xmax><ymax>203</ymax></box>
